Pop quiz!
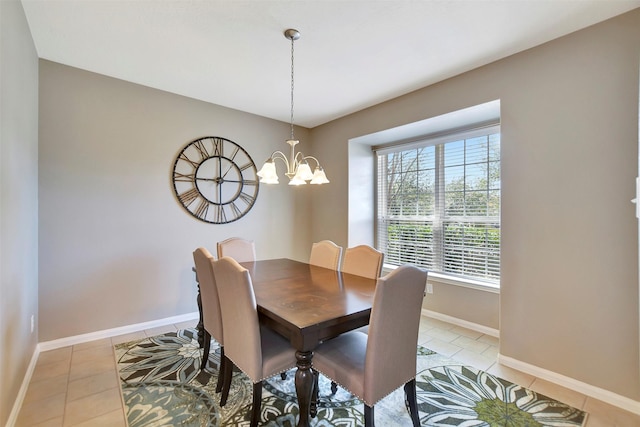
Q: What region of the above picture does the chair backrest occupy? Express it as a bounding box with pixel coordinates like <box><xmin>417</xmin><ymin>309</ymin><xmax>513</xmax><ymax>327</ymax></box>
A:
<box><xmin>217</xmin><ymin>237</ymin><xmax>256</xmax><ymax>263</ymax></box>
<box><xmin>364</xmin><ymin>265</ymin><xmax>428</xmax><ymax>404</ymax></box>
<box><xmin>212</xmin><ymin>256</ymin><xmax>263</xmax><ymax>382</ymax></box>
<box><xmin>192</xmin><ymin>247</ymin><xmax>223</xmax><ymax>344</ymax></box>
<box><xmin>341</xmin><ymin>245</ymin><xmax>384</xmax><ymax>279</ymax></box>
<box><xmin>309</xmin><ymin>240</ymin><xmax>343</xmax><ymax>270</ymax></box>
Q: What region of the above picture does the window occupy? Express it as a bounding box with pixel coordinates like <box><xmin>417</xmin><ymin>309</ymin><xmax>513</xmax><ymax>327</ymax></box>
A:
<box><xmin>375</xmin><ymin>125</ymin><xmax>500</xmax><ymax>285</ymax></box>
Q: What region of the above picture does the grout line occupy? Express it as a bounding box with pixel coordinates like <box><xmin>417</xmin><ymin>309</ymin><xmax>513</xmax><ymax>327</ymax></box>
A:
<box><xmin>61</xmin><ymin>354</ymin><xmax>71</xmax><ymax>427</ymax></box>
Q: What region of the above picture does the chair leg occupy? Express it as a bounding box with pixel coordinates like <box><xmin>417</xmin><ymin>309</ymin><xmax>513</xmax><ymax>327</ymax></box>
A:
<box><xmin>201</xmin><ymin>329</ymin><xmax>211</xmax><ymax>371</ymax></box>
<box><xmin>364</xmin><ymin>404</ymin><xmax>375</xmax><ymax>427</ymax></box>
<box><xmin>250</xmin><ymin>382</ymin><xmax>262</xmax><ymax>427</ymax></box>
<box><xmin>404</xmin><ymin>379</ymin><xmax>420</xmax><ymax>427</ymax></box>
<box><xmin>220</xmin><ymin>355</ymin><xmax>234</xmax><ymax>407</ymax></box>
<box><xmin>215</xmin><ymin>347</ymin><xmax>226</xmax><ymax>393</ymax></box>
<box><xmin>310</xmin><ymin>369</ymin><xmax>319</xmax><ymax>418</ymax></box>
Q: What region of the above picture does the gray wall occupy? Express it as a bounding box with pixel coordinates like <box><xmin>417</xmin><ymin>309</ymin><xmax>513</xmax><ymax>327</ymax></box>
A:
<box><xmin>310</xmin><ymin>10</ymin><xmax>640</xmax><ymax>400</ymax></box>
<box><xmin>38</xmin><ymin>60</ymin><xmax>314</xmax><ymax>342</ymax></box>
<box><xmin>3</xmin><ymin>3</ymin><xmax>640</xmax><ymax>417</ymax></box>
<box><xmin>0</xmin><ymin>0</ymin><xmax>39</xmax><ymax>424</ymax></box>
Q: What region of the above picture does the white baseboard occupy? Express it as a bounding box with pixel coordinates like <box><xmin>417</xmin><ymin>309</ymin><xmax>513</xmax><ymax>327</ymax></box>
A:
<box><xmin>6</xmin><ymin>311</ymin><xmax>200</xmax><ymax>427</ymax></box>
<box><xmin>422</xmin><ymin>309</ymin><xmax>640</xmax><ymax>415</ymax></box>
<box><xmin>6</xmin><ymin>309</ymin><xmax>436</xmax><ymax>427</ymax></box>
<box><xmin>5</xmin><ymin>345</ymin><xmax>40</xmax><ymax>427</ymax></box>
<box><xmin>498</xmin><ymin>354</ymin><xmax>640</xmax><ymax>416</ymax></box>
<box><xmin>422</xmin><ymin>308</ymin><xmax>500</xmax><ymax>337</ymax></box>
<box><xmin>38</xmin><ymin>311</ymin><xmax>199</xmax><ymax>352</ymax></box>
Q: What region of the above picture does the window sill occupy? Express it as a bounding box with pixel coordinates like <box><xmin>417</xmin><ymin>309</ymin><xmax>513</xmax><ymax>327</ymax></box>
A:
<box><xmin>382</xmin><ymin>265</ymin><xmax>500</xmax><ymax>294</ymax></box>
<box><xmin>428</xmin><ymin>272</ymin><xmax>500</xmax><ymax>294</ymax></box>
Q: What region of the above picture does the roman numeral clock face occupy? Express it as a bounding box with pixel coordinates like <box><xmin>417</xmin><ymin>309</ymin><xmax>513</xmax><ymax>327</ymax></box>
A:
<box><xmin>172</xmin><ymin>137</ymin><xmax>259</xmax><ymax>224</ymax></box>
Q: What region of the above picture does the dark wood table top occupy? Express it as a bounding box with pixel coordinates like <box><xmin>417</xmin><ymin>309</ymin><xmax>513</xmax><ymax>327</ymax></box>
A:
<box><xmin>241</xmin><ymin>258</ymin><xmax>377</xmax><ymax>351</ymax></box>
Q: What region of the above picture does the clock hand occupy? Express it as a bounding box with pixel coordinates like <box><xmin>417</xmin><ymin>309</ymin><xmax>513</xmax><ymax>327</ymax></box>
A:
<box><xmin>195</xmin><ymin>177</ymin><xmax>226</xmax><ymax>186</ymax></box>
<box><xmin>222</xmin><ymin>147</ymin><xmax>240</xmax><ymax>178</ymax></box>
<box><xmin>221</xmin><ymin>164</ymin><xmax>234</xmax><ymax>179</ymax></box>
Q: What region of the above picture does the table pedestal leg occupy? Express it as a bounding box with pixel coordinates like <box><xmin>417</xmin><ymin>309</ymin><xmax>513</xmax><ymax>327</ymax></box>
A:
<box><xmin>294</xmin><ymin>350</ymin><xmax>314</xmax><ymax>427</ymax></box>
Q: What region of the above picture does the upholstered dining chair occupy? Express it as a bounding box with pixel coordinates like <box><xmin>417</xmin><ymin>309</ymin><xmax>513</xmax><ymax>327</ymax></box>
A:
<box><xmin>213</xmin><ymin>256</ymin><xmax>297</xmax><ymax>427</ymax></box>
<box><xmin>341</xmin><ymin>244</ymin><xmax>385</xmax><ymax>338</ymax></box>
<box><xmin>312</xmin><ymin>264</ymin><xmax>428</xmax><ymax>427</ymax></box>
<box><xmin>216</xmin><ymin>237</ymin><xmax>256</xmax><ymax>262</ymax></box>
<box><xmin>309</xmin><ymin>240</ymin><xmax>343</xmax><ymax>270</ymax></box>
<box><xmin>192</xmin><ymin>247</ymin><xmax>227</xmax><ymax>393</ymax></box>
<box><xmin>342</xmin><ymin>245</ymin><xmax>384</xmax><ymax>279</ymax></box>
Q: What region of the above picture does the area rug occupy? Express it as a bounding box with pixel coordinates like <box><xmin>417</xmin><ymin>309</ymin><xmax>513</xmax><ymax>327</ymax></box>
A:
<box><xmin>115</xmin><ymin>328</ymin><xmax>587</xmax><ymax>426</ymax></box>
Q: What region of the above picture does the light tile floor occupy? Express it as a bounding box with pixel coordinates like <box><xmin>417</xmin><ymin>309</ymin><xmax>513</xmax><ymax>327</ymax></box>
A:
<box><xmin>15</xmin><ymin>317</ymin><xmax>640</xmax><ymax>426</ymax></box>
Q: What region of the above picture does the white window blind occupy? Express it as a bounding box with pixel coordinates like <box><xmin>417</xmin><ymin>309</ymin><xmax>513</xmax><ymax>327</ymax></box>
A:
<box><xmin>375</xmin><ymin>125</ymin><xmax>500</xmax><ymax>284</ymax></box>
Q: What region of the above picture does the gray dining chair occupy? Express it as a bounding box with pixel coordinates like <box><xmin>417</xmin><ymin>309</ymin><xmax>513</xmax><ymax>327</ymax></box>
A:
<box><xmin>312</xmin><ymin>264</ymin><xmax>428</xmax><ymax>427</ymax></box>
<box><xmin>301</xmin><ymin>240</ymin><xmax>344</xmax><ymax>388</ymax></box>
<box><xmin>192</xmin><ymin>247</ymin><xmax>227</xmax><ymax>393</ymax></box>
<box><xmin>342</xmin><ymin>244</ymin><xmax>384</xmax><ymax>279</ymax></box>
<box><xmin>309</xmin><ymin>240</ymin><xmax>343</xmax><ymax>270</ymax></box>
<box><xmin>342</xmin><ymin>244</ymin><xmax>385</xmax><ymax>337</ymax></box>
<box><xmin>216</xmin><ymin>237</ymin><xmax>256</xmax><ymax>262</ymax></box>
<box><xmin>213</xmin><ymin>256</ymin><xmax>297</xmax><ymax>427</ymax></box>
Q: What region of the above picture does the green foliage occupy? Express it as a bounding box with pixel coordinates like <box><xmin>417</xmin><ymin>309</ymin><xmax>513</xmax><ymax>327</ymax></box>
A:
<box><xmin>384</xmin><ymin>221</ymin><xmax>499</xmax><ymax>281</ymax></box>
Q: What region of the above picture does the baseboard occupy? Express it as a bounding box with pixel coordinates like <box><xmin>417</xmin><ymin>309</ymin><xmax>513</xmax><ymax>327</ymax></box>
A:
<box><xmin>498</xmin><ymin>354</ymin><xmax>640</xmax><ymax>416</ymax></box>
<box><xmin>38</xmin><ymin>311</ymin><xmax>199</xmax><ymax>351</ymax></box>
<box><xmin>422</xmin><ymin>308</ymin><xmax>500</xmax><ymax>337</ymax></box>
<box><xmin>422</xmin><ymin>309</ymin><xmax>640</xmax><ymax>415</ymax></box>
<box><xmin>6</xmin><ymin>311</ymin><xmax>200</xmax><ymax>427</ymax></box>
<box><xmin>5</xmin><ymin>344</ymin><xmax>40</xmax><ymax>427</ymax></box>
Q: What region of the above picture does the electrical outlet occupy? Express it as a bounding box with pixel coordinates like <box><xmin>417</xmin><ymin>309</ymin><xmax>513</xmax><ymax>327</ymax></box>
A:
<box><xmin>31</xmin><ymin>315</ymin><xmax>34</xmax><ymax>333</ymax></box>
<box><xmin>426</xmin><ymin>283</ymin><xmax>433</xmax><ymax>294</ymax></box>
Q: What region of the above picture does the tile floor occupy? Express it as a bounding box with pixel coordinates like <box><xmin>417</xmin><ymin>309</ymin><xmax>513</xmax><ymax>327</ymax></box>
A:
<box><xmin>15</xmin><ymin>316</ymin><xmax>640</xmax><ymax>426</ymax></box>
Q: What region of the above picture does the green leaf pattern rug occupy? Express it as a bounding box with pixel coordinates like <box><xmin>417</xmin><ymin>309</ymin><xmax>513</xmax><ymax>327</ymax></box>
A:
<box><xmin>115</xmin><ymin>328</ymin><xmax>587</xmax><ymax>426</ymax></box>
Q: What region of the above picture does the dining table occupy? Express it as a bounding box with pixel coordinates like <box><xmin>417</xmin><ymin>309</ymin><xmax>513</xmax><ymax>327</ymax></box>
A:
<box><xmin>238</xmin><ymin>258</ymin><xmax>378</xmax><ymax>427</ymax></box>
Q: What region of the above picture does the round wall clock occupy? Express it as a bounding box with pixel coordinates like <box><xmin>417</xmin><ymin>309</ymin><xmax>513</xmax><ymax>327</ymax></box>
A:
<box><xmin>172</xmin><ymin>136</ymin><xmax>259</xmax><ymax>224</ymax></box>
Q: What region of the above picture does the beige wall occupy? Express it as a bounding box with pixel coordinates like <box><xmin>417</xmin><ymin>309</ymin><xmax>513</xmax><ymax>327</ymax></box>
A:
<box><xmin>38</xmin><ymin>60</ymin><xmax>314</xmax><ymax>342</ymax></box>
<box><xmin>310</xmin><ymin>9</ymin><xmax>640</xmax><ymax>400</ymax></box>
<box><xmin>0</xmin><ymin>0</ymin><xmax>39</xmax><ymax>424</ymax></box>
<box><xmin>4</xmin><ymin>2</ymin><xmax>640</xmax><ymax>417</ymax></box>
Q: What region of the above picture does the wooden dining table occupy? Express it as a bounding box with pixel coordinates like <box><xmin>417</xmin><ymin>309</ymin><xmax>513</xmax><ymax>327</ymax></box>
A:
<box><xmin>238</xmin><ymin>258</ymin><xmax>378</xmax><ymax>427</ymax></box>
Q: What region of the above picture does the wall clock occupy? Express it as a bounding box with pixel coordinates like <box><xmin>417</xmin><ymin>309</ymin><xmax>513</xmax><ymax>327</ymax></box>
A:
<box><xmin>172</xmin><ymin>136</ymin><xmax>259</xmax><ymax>224</ymax></box>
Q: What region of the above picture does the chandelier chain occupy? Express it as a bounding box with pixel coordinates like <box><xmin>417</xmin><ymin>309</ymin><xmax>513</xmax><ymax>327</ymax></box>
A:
<box><xmin>290</xmin><ymin>34</ymin><xmax>295</xmax><ymax>140</ymax></box>
<box><xmin>255</xmin><ymin>28</ymin><xmax>329</xmax><ymax>185</ymax></box>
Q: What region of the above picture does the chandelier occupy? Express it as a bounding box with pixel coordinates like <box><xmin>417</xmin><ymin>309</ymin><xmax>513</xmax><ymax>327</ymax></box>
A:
<box><xmin>257</xmin><ymin>29</ymin><xmax>330</xmax><ymax>186</ymax></box>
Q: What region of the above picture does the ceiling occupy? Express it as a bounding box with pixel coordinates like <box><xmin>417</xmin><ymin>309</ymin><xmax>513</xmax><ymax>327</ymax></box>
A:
<box><xmin>20</xmin><ymin>0</ymin><xmax>640</xmax><ymax>128</ymax></box>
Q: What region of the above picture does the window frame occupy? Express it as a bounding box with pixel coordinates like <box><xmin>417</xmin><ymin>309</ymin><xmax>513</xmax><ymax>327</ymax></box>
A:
<box><xmin>374</xmin><ymin>124</ymin><xmax>501</xmax><ymax>288</ymax></box>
